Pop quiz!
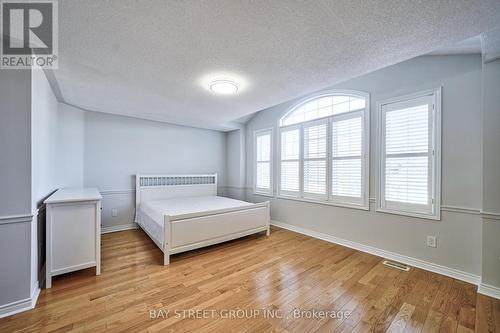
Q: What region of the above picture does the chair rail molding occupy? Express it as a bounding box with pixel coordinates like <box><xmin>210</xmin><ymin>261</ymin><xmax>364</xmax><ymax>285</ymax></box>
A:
<box><xmin>481</xmin><ymin>211</ymin><xmax>500</xmax><ymax>221</ymax></box>
<box><xmin>0</xmin><ymin>214</ymin><xmax>34</xmax><ymax>225</ymax></box>
<box><xmin>99</xmin><ymin>189</ymin><xmax>135</xmax><ymax>196</ymax></box>
<box><xmin>441</xmin><ymin>205</ymin><xmax>481</xmax><ymax>215</ymax></box>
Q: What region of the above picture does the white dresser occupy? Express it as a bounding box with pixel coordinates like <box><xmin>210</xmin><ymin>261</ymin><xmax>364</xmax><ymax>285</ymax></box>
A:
<box><xmin>44</xmin><ymin>188</ymin><xmax>102</xmax><ymax>288</ymax></box>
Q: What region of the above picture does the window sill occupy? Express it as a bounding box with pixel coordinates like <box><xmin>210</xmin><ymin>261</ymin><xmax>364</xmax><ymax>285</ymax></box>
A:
<box><xmin>376</xmin><ymin>207</ymin><xmax>441</xmax><ymax>221</ymax></box>
<box><xmin>253</xmin><ymin>191</ymin><xmax>274</xmax><ymax>198</ymax></box>
<box><xmin>276</xmin><ymin>195</ymin><xmax>369</xmax><ymax>211</ymax></box>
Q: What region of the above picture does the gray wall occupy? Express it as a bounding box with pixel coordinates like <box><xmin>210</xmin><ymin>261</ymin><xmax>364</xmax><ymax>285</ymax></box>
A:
<box><xmin>0</xmin><ymin>70</ymin><xmax>33</xmax><ymax>309</ymax></box>
<box><xmin>83</xmin><ymin>112</ymin><xmax>227</xmax><ymax>229</ymax></box>
<box><xmin>0</xmin><ymin>71</ymin><xmax>32</xmax><ymax>217</ymax></box>
<box><xmin>52</xmin><ymin>104</ymin><xmax>85</xmax><ymax>188</ymax></box>
<box><xmin>225</xmin><ymin>128</ymin><xmax>247</xmax><ymax>200</ymax></box>
<box><xmin>31</xmin><ymin>70</ymin><xmax>85</xmax><ymax>207</ymax></box>
<box><xmin>245</xmin><ymin>55</ymin><xmax>483</xmax><ymax>276</ymax></box>
<box><xmin>481</xmin><ymin>54</ymin><xmax>500</xmax><ymax>288</ymax></box>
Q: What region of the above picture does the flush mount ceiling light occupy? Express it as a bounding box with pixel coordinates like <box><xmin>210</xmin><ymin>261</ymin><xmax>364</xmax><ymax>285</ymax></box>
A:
<box><xmin>209</xmin><ymin>79</ymin><xmax>239</xmax><ymax>95</ymax></box>
<box><xmin>200</xmin><ymin>72</ymin><xmax>248</xmax><ymax>96</ymax></box>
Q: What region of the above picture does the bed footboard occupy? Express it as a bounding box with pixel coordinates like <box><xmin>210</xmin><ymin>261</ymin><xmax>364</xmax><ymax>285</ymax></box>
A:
<box><xmin>161</xmin><ymin>202</ymin><xmax>270</xmax><ymax>265</ymax></box>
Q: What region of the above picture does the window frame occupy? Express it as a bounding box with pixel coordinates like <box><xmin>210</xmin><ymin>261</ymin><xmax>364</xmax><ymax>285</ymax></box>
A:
<box><xmin>377</xmin><ymin>88</ymin><xmax>442</xmax><ymax>220</ymax></box>
<box><xmin>277</xmin><ymin>90</ymin><xmax>370</xmax><ymax>210</ymax></box>
<box><xmin>253</xmin><ymin>127</ymin><xmax>274</xmax><ymax>197</ymax></box>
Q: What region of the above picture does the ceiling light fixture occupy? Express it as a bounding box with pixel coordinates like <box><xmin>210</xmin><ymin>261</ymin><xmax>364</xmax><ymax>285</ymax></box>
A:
<box><xmin>209</xmin><ymin>80</ymin><xmax>239</xmax><ymax>95</ymax></box>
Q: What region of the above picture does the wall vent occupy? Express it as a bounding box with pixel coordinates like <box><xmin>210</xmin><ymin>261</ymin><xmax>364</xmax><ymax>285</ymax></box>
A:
<box><xmin>383</xmin><ymin>260</ymin><xmax>410</xmax><ymax>271</ymax></box>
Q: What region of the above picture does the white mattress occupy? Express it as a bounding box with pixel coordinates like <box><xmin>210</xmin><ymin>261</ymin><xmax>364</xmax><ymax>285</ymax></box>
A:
<box><xmin>136</xmin><ymin>196</ymin><xmax>254</xmax><ymax>246</ymax></box>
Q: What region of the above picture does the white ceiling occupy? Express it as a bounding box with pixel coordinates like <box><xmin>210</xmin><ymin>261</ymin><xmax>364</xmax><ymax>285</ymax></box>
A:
<box><xmin>427</xmin><ymin>36</ymin><xmax>482</xmax><ymax>56</ymax></box>
<box><xmin>482</xmin><ymin>27</ymin><xmax>500</xmax><ymax>62</ymax></box>
<box><xmin>54</xmin><ymin>1</ymin><xmax>500</xmax><ymax>131</ymax></box>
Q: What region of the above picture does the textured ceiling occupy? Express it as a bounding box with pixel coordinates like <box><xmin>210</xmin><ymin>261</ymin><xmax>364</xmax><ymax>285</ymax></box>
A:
<box><xmin>54</xmin><ymin>0</ymin><xmax>500</xmax><ymax>131</ymax></box>
<box><xmin>428</xmin><ymin>36</ymin><xmax>482</xmax><ymax>56</ymax></box>
<box><xmin>483</xmin><ymin>27</ymin><xmax>500</xmax><ymax>62</ymax></box>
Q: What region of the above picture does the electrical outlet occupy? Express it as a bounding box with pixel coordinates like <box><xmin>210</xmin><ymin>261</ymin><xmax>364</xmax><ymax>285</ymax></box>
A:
<box><xmin>427</xmin><ymin>236</ymin><xmax>437</xmax><ymax>248</ymax></box>
<box><xmin>111</xmin><ymin>208</ymin><xmax>118</xmax><ymax>217</ymax></box>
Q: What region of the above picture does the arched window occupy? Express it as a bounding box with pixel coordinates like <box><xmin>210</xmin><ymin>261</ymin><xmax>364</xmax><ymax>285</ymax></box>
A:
<box><xmin>278</xmin><ymin>90</ymin><xmax>370</xmax><ymax>209</ymax></box>
<box><xmin>280</xmin><ymin>94</ymin><xmax>366</xmax><ymax>126</ymax></box>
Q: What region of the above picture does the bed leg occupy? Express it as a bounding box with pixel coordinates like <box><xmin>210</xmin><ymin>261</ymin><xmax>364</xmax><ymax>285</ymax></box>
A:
<box><xmin>163</xmin><ymin>215</ymin><xmax>170</xmax><ymax>266</ymax></box>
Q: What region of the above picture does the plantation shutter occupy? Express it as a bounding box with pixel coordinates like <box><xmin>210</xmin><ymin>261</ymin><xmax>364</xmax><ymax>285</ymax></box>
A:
<box><xmin>382</xmin><ymin>95</ymin><xmax>434</xmax><ymax>213</ymax></box>
<box><xmin>255</xmin><ymin>130</ymin><xmax>272</xmax><ymax>194</ymax></box>
<box><xmin>280</xmin><ymin>127</ymin><xmax>300</xmax><ymax>196</ymax></box>
<box><xmin>331</xmin><ymin>113</ymin><xmax>363</xmax><ymax>203</ymax></box>
<box><xmin>303</xmin><ymin>120</ymin><xmax>327</xmax><ymax>199</ymax></box>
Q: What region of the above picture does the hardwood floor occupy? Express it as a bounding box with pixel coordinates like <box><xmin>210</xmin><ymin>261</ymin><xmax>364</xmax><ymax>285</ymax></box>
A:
<box><xmin>1</xmin><ymin>227</ymin><xmax>499</xmax><ymax>332</ymax></box>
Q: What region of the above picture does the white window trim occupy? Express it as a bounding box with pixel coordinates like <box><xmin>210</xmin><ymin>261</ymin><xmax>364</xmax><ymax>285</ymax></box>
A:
<box><xmin>376</xmin><ymin>88</ymin><xmax>442</xmax><ymax>220</ymax></box>
<box><xmin>253</xmin><ymin>127</ymin><xmax>274</xmax><ymax>197</ymax></box>
<box><xmin>277</xmin><ymin>90</ymin><xmax>370</xmax><ymax>210</ymax></box>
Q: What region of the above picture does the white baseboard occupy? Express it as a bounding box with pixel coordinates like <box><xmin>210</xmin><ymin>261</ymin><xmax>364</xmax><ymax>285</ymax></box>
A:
<box><xmin>478</xmin><ymin>283</ymin><xmax>500</xmax><ymax>300</ymax></box>
<box><xmin>271</xmin><ymin>220</ymin><xmax>481</xmax><ymax>286</ymax></box>
<box><xmin>101</xmin><ymin>223</ymin><xmax>139</xmax><ymax>234</ymax></box>
<box><xmin>0</xmin><ymin>287</ymin><xmax>40</xmax><ymax>319</ymax></box>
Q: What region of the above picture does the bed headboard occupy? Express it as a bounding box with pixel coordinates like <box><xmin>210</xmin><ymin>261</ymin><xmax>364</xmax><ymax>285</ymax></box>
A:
<box><xmin>135</xmin><ymin>174</ymin><xmax>217</xmax><ymax>210</ymax></box>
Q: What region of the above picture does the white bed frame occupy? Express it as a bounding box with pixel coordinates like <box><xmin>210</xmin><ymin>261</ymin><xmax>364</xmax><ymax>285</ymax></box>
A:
<box><xmin>135</xmin><ymin>174</ymin><xmax>270</xmax><ymax>265</ymax></box>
